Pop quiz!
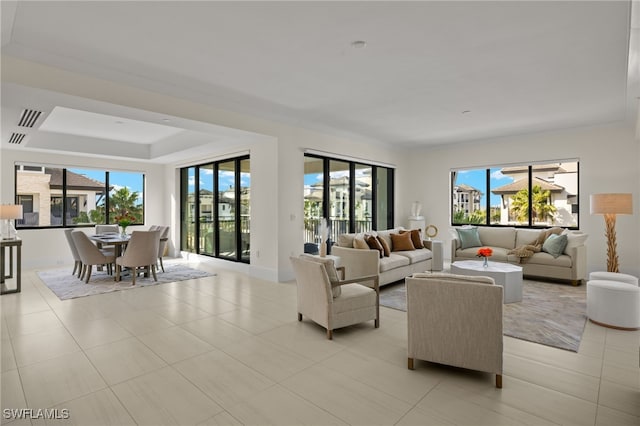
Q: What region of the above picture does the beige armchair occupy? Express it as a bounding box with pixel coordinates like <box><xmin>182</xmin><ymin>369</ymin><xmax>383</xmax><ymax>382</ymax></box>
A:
<box><xmin>64</xmin><ymin>229</ymin><xmax>83</xmax><ymax>278</ymax></box>
<box><xmin>406</xmin><ymin>272</ymin><xmax>504</xmax><ymax>388</ymax></box>
<box><xmin>290</xmin><ymin>255</ymin><xmax>379</xmax><ymax>340</ymax></box>
<box><xmin>71</xmin><ymin>231</ymin><xmax>115</xmax><ymax>283</ymax></box>
<box><xmin>115</xmin><ymin>230</ymin><xmax>161</xmax><ymax>285</ymax></box>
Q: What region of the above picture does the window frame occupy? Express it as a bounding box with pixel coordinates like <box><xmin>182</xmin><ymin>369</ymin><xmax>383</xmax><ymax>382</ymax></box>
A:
<box><xmin>14</xmin><ymin>164</ymin><xmax>146</xmax><ymax>229</ymax></box>
<box><xmin>450</xmin><ymin>160</ymin><xmax>580</xmax><ymax>229</ymax></box>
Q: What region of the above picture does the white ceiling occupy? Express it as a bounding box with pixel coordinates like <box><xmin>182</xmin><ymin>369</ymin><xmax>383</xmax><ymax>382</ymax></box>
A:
<box><xmin>1</xmin><ymin>1</ymin><xmax>638</xmax><ymax>163</ymax></box>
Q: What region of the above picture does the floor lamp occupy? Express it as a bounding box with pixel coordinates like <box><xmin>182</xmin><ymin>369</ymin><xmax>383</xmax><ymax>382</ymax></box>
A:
<box><xmin>0</xmin><ymin>205</ymin><xmax>23</xmax><ymax>240</ymax></box>
<box><xmin>590</xmin><ymin>193</ymin><xmax>633</xmax><ymax>273</ymax></box>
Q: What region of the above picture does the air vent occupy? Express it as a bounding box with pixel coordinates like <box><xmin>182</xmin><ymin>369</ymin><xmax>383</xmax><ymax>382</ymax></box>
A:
<box><xmin>17</xmin><ymin>109</ymin><xmax>42</xmax><ymax>128</ymax></box>
<box><xmin>8</xmin><ymin>133</ymin><xmax>26</xmax><ymax>144</ymax></box>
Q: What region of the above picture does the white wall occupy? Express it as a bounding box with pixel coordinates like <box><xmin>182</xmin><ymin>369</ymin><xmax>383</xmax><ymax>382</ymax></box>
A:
<box><xmin>404</xmin><ymin>122</ymin><xmax>640</xmax><ymax>278</ymax></box>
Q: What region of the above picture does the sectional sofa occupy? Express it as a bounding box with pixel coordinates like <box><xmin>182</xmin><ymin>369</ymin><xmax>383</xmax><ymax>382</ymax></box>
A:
<box><xmin>451</xmin><ymin>226</ymin><xmax>588</xmax><ymax>285</ymax></box>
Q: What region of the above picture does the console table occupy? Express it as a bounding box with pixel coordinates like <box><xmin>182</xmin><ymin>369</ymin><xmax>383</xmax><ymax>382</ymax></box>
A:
<box><xmin>1</xmin><ymin>238</ymin><xmax>22</xmax><ymax>295</ymax></box>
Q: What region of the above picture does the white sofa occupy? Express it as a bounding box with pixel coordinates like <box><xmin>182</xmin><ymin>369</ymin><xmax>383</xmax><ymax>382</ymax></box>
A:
<box><xmin>332</xmin><ymin>228</ymin><xmax>433</xmax><ymax>286</ymax></box>
<box><xmin>451</xmin><ymin>226</ymin><xmax>587</xmax><ymax>285</ymax></box>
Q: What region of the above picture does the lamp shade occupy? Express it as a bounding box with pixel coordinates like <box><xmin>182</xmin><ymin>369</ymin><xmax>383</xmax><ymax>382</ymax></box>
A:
<box><xmin>0</xmin><ymin>205</ymin><xmax>23</xmax><ymax>220</ymax></box>
<box><xmin>590</xmin><ymin>193</ymin><xmax>633</xmax><ymax>215</ymax></box>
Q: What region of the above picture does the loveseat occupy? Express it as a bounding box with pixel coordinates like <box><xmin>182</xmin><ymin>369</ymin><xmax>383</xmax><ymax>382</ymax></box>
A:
<box><xmin>332</xmin><ymin>228</ymin><xmax>433</xmax><ymax>286</ymax></box>
<box><xmin>451</xmin><ymin>226</ymin><xmax>587</xmax><ymax>285</ymax></box>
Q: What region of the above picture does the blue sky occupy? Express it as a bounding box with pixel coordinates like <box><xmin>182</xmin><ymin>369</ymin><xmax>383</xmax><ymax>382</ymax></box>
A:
<box><xmin>186</xmin><ymin>168</ymin><xmax>250</xmax><ymax>191</ymax></box>
<box><xmin>455</xmin><ymin>168</ymin><xmax>514</xmax><ymax>207</ymax></box>
<box><xmin>70</xmin><ymin>168</ymin><xmax>144</xmax><ymax>203</ymax></box>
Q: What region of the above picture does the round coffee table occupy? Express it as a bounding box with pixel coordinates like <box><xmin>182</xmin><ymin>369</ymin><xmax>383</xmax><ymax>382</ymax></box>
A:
<box><xmin>451</xmin><ymin>260</ymin><xmax>523</xmax><ymax>303</ymax></box>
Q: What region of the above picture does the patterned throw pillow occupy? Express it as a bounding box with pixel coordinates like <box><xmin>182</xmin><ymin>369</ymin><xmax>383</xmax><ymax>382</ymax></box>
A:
<box><xmin>299</xmin><ymin>254</ymin><xmax>342</xmax><ymax>297</ymax></box>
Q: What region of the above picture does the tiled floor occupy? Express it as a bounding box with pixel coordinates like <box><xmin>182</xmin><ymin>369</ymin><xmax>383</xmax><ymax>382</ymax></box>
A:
<box><xmin>1</xmin><ymin>260</ymin><xmax>638</xmax><ymax>425</ymax></box>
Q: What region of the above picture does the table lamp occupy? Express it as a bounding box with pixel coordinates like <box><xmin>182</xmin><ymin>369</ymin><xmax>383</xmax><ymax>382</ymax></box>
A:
<box><xmin>590</xmin><ymin>193</ymin><xmax>633</xmax><ymax>272</ymax></box>
<box><xmin>0</xmin><ymin>205</ymin><xmax>23</xmax><ymax>240</ymax></box>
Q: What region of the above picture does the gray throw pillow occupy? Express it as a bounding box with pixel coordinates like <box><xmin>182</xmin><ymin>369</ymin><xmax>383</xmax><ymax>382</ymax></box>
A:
<box><xmin>542</xmin><ymin>234</ymin><xmax>568</xmax><ymax>258</ymax></box>
<box><xmin>456</xmin><ymin>227</ymin><xmax>482</xmax><ymax>249</ymax></box>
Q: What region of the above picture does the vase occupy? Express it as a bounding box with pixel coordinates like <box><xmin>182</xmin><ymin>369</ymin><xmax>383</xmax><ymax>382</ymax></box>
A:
<box><xmin>121</xmin><ymin>227</ymin><xmax>127</xmax><ymax>237</ymax></box>
<box><xmin>483</xmin><ymin>257</ymin><xmax>489</xmax><ymax>267</ymax></box>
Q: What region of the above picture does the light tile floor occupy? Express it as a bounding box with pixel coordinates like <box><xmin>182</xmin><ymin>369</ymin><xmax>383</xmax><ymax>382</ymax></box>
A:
<box><xmin>1</xmin><ymin>260</ymin><xmax>638</xmax><ymax>426</ymax></box>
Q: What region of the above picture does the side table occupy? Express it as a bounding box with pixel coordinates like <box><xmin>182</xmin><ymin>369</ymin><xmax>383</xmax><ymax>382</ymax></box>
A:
<box><xmin>1</xmin><ymin>238</ymin><xmax>22</xmax><ymax>295</ymax></box>
<box><xmin>423</xmin><ymin>239</ymin><xmax>443</xmax><ymax>271</ymax></box>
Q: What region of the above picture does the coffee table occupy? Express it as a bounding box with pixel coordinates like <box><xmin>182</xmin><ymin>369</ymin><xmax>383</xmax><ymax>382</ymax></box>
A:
<box><xmin>450</xmin><ymin>260</ymin><xmax>523</xmax><ymax>303</ymax></box>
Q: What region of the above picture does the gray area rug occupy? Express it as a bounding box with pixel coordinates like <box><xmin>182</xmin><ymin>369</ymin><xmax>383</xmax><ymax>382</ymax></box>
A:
<box><xmin>38</xmin><ymin>263</ymin><xmax>215</xmax><ymax>300</ymax></box>
<box><xmin>380</xmin><ymin>279</ymin><xmax>587</xmax><ymax>352</ymax></box>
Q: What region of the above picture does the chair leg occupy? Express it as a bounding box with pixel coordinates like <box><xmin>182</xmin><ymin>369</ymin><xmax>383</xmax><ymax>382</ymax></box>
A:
<box><xmin>496</xmin><ymin>374</ymin><xmax>502</xmax><ymax>389</ymax></box>
<box><xmin>151</xmin><ymin>265</ymin><xmax>157</xmax><ymax>281</ymax></box>
<box><xmin>72</xmin><ymin>261</ymin><xmax>78</xmax><ymax>276</ymax></box>
<box><xmin>374</xmin><ymin>318</ymin><xmax>379</xmax><ymax>328</ymax></box>
<box><xmin>132</xmin><ymin>268</ymin><xmax>136</xmax><ymax>285</ymax></box>
<box><xmin>159</xmin><ymin>257</ymin><xmax>165</xmax><ymax>273</ymax></box>
<box><xmin>408</xmin><ymin>358</ymin><xmax>414</xmax><ymax>370</ymax></box>
<box><xmin>115</xmin><ymin>265</ymin><xmax>120</xmax><ymax>282</ymax></box>
<box><xmin>326</xmin><ymin>329</ymin><xmax>333</xmax><ymax>340</ymax></box>
<box><xmin>78</xmin><ymin>262</ymin><xmax>83</xmax><ymax>279</ymax></box>
<box><xmin>84</xmin><ymin>265</ymin><xmax>92</xmax><ymax>283</ymax></box>
<box><xmin>297</xmin><ymin>313</ymin><xmax>302</xmax><ymax>321</ymax></box>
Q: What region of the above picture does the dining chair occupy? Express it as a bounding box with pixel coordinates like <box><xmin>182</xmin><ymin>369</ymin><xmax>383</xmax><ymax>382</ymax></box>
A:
<box><xmin>71</xmin><ymin>231</ymin><xmax>116</xmax><ymax>283</ymax></box>
<box><xmin>115</xmin><ymin>230</ymin><xmax>161</xmax><ymax>285</ymax></box>
<box><xmin>63</xmin><ymin>229</ymin><xmax>83</xmax><ymax>278</ymax></box>
<box><xmin>156</xmin><ymin>226</ymin><xmax>170</xmax><ymax>272</ymax></box>
<box><xmin>95</xmin><ymin>224</ymin><xmax>119</xmax><ymax>235</ymax></box>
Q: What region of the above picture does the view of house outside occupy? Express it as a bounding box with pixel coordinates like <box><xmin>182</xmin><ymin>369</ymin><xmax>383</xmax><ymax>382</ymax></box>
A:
<box><xmin>452</xmin><ymin>161</ymin><xmax>579</xmax><ymax>228</ymax></box>
<box><xmin>15</xmin><ymin>165</ymin><xmax>144</xmax><ymax>228</ymax></box>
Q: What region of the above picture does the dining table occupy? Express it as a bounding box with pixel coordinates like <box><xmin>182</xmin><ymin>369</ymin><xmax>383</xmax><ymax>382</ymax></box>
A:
<box><xmin>89</xmin><ymin>233</ymin><xmax>131</xmax><ymax>257</ymax></box>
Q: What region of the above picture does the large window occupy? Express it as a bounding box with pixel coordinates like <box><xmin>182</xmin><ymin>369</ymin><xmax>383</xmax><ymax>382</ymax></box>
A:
<box><xmin>15</xmin><ymin>164</ymin><xmax>145</xmax><ymax>228</ymax></box>
<box><xmin>180</xmin><ymin>156</ymin><xmax>250</xmax><ymax>263</ymax></box>
<box><xmin>304</xmin><ymin>154</ymin><xmax>394</xmax><ymax>253</ymax></box>
<box><xmin>451</xmin><ymin>160</ymin><xmax>579</xmax><ymax>228</ymax></box>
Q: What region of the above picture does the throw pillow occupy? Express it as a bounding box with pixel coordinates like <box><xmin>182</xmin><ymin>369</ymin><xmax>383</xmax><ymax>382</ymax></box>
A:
<box><xmin>299</xmin><ymin>254</ymin><xmax>342</xmax><ymax>297</ymax></box>
<box><xmin>353</xmin><ymin>237</ymin><xmax>369</xmax><ymax>250</ymax></box>
<box><xmin>456</xmin><ymin>227</ymin><xmax>482</xmax><ymax>249</ymax></box>
<box><xmin>542</xmin><ymin>234</ymin><xmax>568</xmax><ymax>258</ymax></box>
<box><xmin>562</xmin><ymin>230</ymin><xmax>588</xmax><ymax>255</ymax></box>
<box><xmin>400</xmin><ymin>229</ymin><xmax>424</xmax><ymax>249</ymax></box>
<box><xmin>377</xmin><ymin>235</ymin><xmax>391</xmax><ymax>257</ymax></box>
<box><xmin>391</xmin><ymin>232</ymin><xmax>415</xmax><ymax>251</ymax></box>
<box><xmin>366</xmin><ymin>235</ymin><xmax>384</xmax><ymax>258</ymax></box>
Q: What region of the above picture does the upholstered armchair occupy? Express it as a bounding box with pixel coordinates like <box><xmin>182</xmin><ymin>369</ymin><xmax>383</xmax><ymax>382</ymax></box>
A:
<box><xmin>115</xmin><ymin>230</ymin><xmax>161</xmax><ymax>285</ymax></box>
<box><xmin>71</xmin><ymin>231</ymin><xmax>116</xmax><ymax>283</ymax></box>
<box><xmin>290</xmin><ymin>254</ymin><xmax>379</xmax><ymax>340</ymax></box>
<box><xmin>406</xmin><ymin>273</ymin><xmax>504</xmax><ymax>388</ymax></box>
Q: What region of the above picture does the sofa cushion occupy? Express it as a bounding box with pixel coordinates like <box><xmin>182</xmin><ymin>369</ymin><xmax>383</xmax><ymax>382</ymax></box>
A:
<box><xmin>391</xmin><ymin>232</ymin><xmax>415</xmax><ymax>251</ymax></box>
<box><xmin>395</xmin><ymin>248</ymin><xmax>431</xmax><ymax>264</ymax></box>
<box><xmin>526</xmin><ymin>252</ymin><xmax>573</xmax><ymax>267</ymax></box>
<box><xmin>338</xmin><ymin>233</ymin><xmax>356</xmax><ymax>248</ymax></box>
<box><xmin>376</xmin><ymin>229</ymin><xmax>398</xmax><ymax>251</ymax></box>
<box><xmin>333</xmin><ymin>283</ymin><xmax>377</xmax><ymax>313</ymax></box>
<box><xmin>377</xmin><ymin>236</ymin><xmax>391</xmax><ymax>257</ymax></box>
<box><xmin>478</xmin><ymin>227</ymin><xmax>516</xmax><ymax>249</ymax></box>
<box><xmin>542</xmin><ymin>234</ymin><xmax>568</xmax><ymax>258</ymax></box>
<box><xmin>515</xmin><ymin>228</ymin><xmax>542</xmax><ymax>247</ymax></box>
<box><xmin>366</xmin><ymin>235</ymin><xmax>384</xmax><ymax>258</ymax></box>
<box><xmin>562</xmin><ymin>230</ymin><xmax>588</xmax><ymax>255</ymax></box>
<box><xmin>353</xmin><ymin>237</ymin><xmax>369</xmax><ymax>250</ymax></box>
<box><xmin>379</xmin><ymin>254</ymin><xmax>410</xmax><ymax>272</ymax></box>
<box><xmin>455</xmin><ymin>246</ymin><xmax>511</xmax><ymax>262</ymax></box>
<box><xmin>400</xmin><ymin>229</ymin><xmax>424</xmax><ymax>249</ymax></box>
<box><xmin>456</xmin><ymin>227</ymin><xmax>482</xmax><ymax>249</ymax></box>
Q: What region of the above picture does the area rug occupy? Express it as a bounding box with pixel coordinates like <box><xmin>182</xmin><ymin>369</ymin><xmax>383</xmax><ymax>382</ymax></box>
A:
<box><xmin>38</xmin><ymin>263</ymin><xmax>215</xmax><ymax>300</ymax></box>
<box><xmin>380</xmin><ymin>279</ymin><xmax>587</xmax><ymax>352</ymax></box>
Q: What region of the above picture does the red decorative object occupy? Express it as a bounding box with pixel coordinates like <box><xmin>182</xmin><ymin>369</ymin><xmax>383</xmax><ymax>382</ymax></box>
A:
<box><xmin>476</xmin><ymin>247</ymin><xmax>493</xmax><ymax>258</ymax></box>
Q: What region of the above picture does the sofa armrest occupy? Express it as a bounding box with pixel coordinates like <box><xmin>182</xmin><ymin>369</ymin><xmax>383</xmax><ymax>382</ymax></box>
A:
<box><xmin>450</xmin><ymin>237</ymin><xmax>461</xmax><ymax>260</ymax></box>
<box><xmin>331</xmin><ymin>246</ymin><xmax>379</xmax><ymax>280</ymax></box>
<box><xmin>568</xmin><ymin>244</ymin><xmax>587</xmax><ymax>281</ymax></box>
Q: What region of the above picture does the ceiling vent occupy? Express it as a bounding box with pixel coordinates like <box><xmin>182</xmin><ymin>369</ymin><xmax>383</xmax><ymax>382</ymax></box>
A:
<box><xmin>8</xmin><ymin>133</ymin><xmax>26</xmax><ymax>144</ymax></box>
<box><xmin>17</xmin><ymin>109</ymin><xmax>42</xmax><ymax>128</ymax></box>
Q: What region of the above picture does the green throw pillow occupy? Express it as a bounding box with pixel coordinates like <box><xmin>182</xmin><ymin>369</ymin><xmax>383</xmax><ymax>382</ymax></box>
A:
<box><xmin>456</xmin><ymin>227</ymin><xmax>482</xmax><ymax>249</ymax></box>
<box><xmin>542</xmin><ymin>234</ymin><xmax>568</xmax><ymax>258</ymax></box>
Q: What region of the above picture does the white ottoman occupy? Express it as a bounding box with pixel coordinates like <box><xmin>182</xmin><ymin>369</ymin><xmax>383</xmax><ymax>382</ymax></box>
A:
<box><xmin>589</xmin><ymin>271</ymin><xmax>638</xmax><ymax>286</ymax></box>
<box><xmin>587</xmin><ymin>280</ymin><xmax>640</xmax><ymax>330</ymax></box>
